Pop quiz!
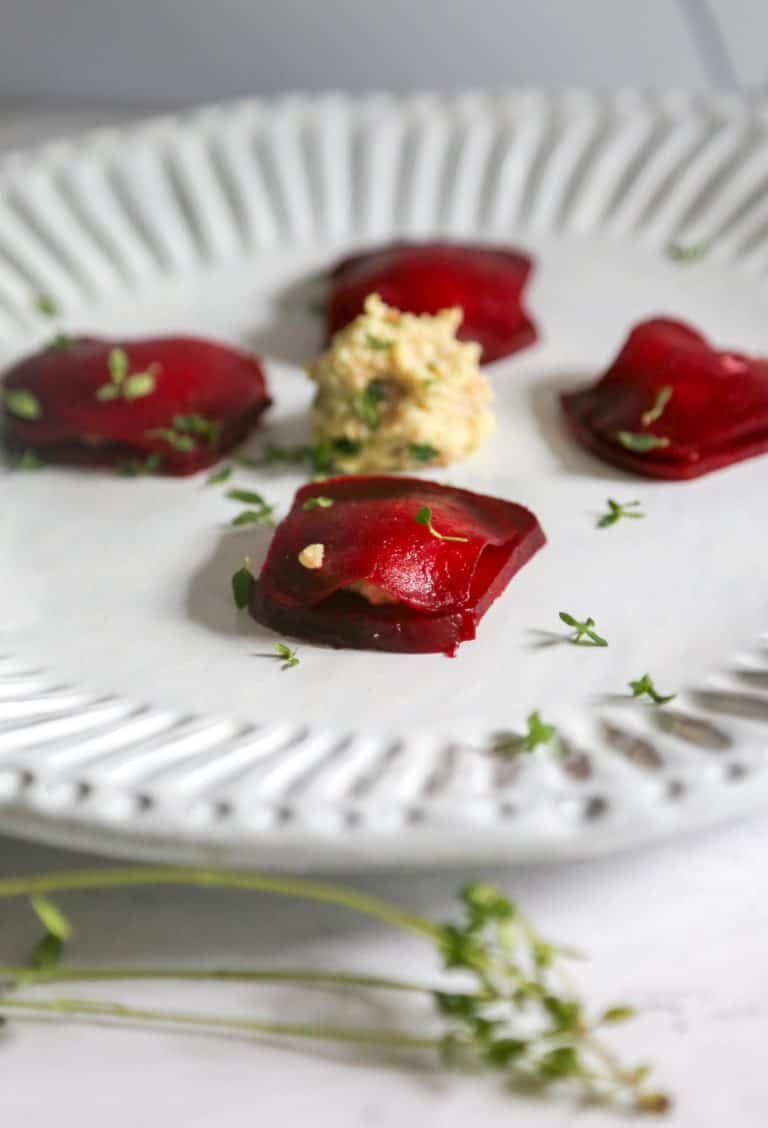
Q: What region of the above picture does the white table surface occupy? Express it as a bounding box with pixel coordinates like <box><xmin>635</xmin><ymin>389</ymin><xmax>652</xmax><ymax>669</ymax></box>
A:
<box><xmin>2</xmin><ymin>106</ymin><xmax>768</xmax><ymax>1128</ymax></box>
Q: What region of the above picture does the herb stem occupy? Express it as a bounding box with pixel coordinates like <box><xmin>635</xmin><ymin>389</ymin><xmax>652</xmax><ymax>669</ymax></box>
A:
<box><xmin>0</xmin><ymin>995</ymin><xmax>439</xmax><ymax>1051</ymax></box>
<box><xmin>0</xmin><ymin>867</ymin><xmax>439</xmax><ymax>941</ymax></box>
<box><xmin>0</xmin><ymin>965</ymin><xmax>435</xmax><ymax>994</ymax></box>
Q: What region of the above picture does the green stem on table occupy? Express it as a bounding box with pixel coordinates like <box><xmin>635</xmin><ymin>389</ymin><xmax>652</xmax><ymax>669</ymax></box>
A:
<box><xmin>0</xmin><ymin>966</ymin><xmax>436</xmax><ymax>995</ymax></box>
<box><xmin>0</xmin><ymin>995</ymin><xmax>439</xmax><ymax>1051</ymax></box>
<box><xmin>0</xmin><ymin>868</ymin><xmax>438</xmax><ymax>941</ymax></box>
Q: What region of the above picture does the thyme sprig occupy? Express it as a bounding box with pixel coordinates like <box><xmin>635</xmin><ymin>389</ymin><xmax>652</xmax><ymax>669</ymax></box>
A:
<box><xmin>597</xmin><ymin>499</ymin><xmax>644</xmax><ymax>529</ymax></box>
<box><xmin>559</xmin><ymin>612</ymin><xmax>608</xmax><ymax>647</ymax></box>
<box><xmin>493</xmin><ymin>711</ymin><xmax>558</xmax><ymax>755</ymax></box>
<box><xmin>0</xmin><ymin>866</ymin><xmax>669</xmax><ymax>1115</ymax></box>
<box><xmin>629</xmin><ymin>674</ymin><xmax>676</xmax><ymax>706</ymax></box>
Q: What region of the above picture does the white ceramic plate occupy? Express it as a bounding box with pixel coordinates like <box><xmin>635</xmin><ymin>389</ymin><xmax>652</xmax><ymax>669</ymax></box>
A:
<box><xmin>1</xmin><ymin>91</ymin><xmax>768</xmax><ymax>869</ymax></box>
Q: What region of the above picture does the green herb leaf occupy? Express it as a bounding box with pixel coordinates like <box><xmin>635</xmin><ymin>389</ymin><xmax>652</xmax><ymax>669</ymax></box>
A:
<box><xmin>538</xmin><ymin>1045</ymin><xmax>582</xmax><ymax>1080</ymax></box>
<box><xmin>123</xmin><ymin>371</ymin><xmax>157</xmax><ymax>401</ymax></box>
<box><xmin>628</xmin><ymin>674</ymin><xmax>676</xmax><ymax>706</ymax></box>
<box><xmin>231</xmin><ymin>508</ymin><xmax>274</xmax><ymax>527</ymax></box>
<box><xmin>302</xmin><ymin>496</ymin><xmax>334</xmax><ymax>510</ymax></box>
<box><xmin>366</xmin><ymin>334</ymin><xmax>393</xmax><ymax>350</ymax></box>
<box><xmin>15</xmin><ymin>449</ymin><xmax>45</xmax><ymax>470</ymax></box>
<box><xmin>32</xmin><ymin>930</ymin><xmax>64</xmax><ymax>971</ymax></box>
<box><xmin>409</xmin><ymin>442</ymin><xmax>440</xmax><ymax>462</ymax></box>
<box><xmin>51</xmin><ymin>334</ymin><xmax>74</xmax><ymax>351</ymax></box>
<box><xmin>355</xmin><ymin>379</ymin><xmax>388</xmax><ymax>429</ymax></box>
<box><xmin>641</xmin><ymin>385</ymin><xmax>673</xmax><ymax>427</ymax></box>
<box><xmin>493</xmin><ymin>711</ymin><xmax>557</xmax><ymax>756</ymax></box>
<box><xmin>415</xmin><ymin>505</ymin><xmax>469</xmax><ymax>544</ymax></box>
<box><xmin>145</xmin><ymin>428</ymin><xmax>197</xmax><ymax>453</ymax></box>
<box><xmin>274</xmin><ymin>641</ymin><xmax>300</xmax><ymax>670</ymax></box>
<box><xmin>206</xmin><ymin>466</ymin><xmax>233</xmax><ymax>486</ymax></box>
<box><xmin>3</xmin><ymin>388</ymin><xmax>42</xmax><ymax>420</ymax></box>
<box><xmin>95</xmin><ymin>382</ymin><xmax>120</xmax><ymax>402</ymax></box>
<box><xmin>231</xmin><ymin>557</ymin><xmax>254</xmax><ymax>609</ymax></box>
<box><xmin>35</xmin><ymin>293</ymin><xmax>59</xmax><ymax>317</ymax></box>
<box><xmin>667</xmin><ymin>241</ymin><xmax>706</xmax><ymax>263</ymax></box>
<box><xmin>597</xmin><ymin>498</ymin><xmax>644</xmax><ymax>529</ymax></box>
<box><xmin>332</xmin><ymin>437</ymin><xmax>362</xmax><ymax>457</ymax></box>
<box><xmin>616</xmin><ymin>432</ymin><xmax>671</xmax><ymax>453</ymax></box>
<box><xmin>227</xmin><ymin>487</ymin><xmax>267</xmax><ymax>506</ymax></box>
<box><xmin>600</xmin><ymin>1005</ymin><xmax>637</xmax><ymax>1024</ymax></box>
<box><xmin>559</xmin><ymin>611</ymin><xmax>608</xmax><ymax>647</ymax></box>
<box><xmin>117</xmin><ymin>452</ymin><xmax>163</xmax><ymax>477</ymax></box>
<box><xmin>173</xmin><ymin>414</ymin><xmax>222</xmax><ymax>449</ymax></box>
<box><xmin>30</xmin><ymin>896</ymin><xmax>72</xmax><ymax>941</ymax></box>
<box><xmin>108</xmin><ymin>347</ymin><xmax>129</xmax><ymax>385</ymax></box>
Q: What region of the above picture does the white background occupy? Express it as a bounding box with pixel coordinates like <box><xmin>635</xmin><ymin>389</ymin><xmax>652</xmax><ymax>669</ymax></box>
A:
<box><xmin>0</xmin><ymin>0</ymin><xmax>763</xmax><ymax>104</ymax></box>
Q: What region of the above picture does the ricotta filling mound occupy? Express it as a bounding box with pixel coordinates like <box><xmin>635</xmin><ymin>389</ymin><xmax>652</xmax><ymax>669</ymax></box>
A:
<box><xmin>308</xmin><ymin>294</ymin><xmax>495</xmax><ymax>473</ymax></box>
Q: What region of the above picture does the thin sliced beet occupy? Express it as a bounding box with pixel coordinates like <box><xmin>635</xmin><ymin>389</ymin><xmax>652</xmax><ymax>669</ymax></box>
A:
<box><xmin>250</xmin><ymin>476</ymin><xmax>546</xmax><ymax>655</ymax></box>
<box><xmin>561</xmin><ymin>318</ymin><xmax>768</xmax><ymax>480</ymax></box>
<box><xmin>326</xmin><ymin>242</ymin><xmax>538</xmax><ymax>363</ymax></box>
<box><xmin>1</xmin><ymin>336</ymin><xmax>271</xmax><ymax>475</ymax></box>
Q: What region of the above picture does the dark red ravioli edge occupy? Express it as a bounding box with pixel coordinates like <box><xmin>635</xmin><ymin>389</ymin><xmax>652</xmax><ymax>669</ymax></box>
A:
<box><xmin>325</xmin><ymin>241</ymin><xmax>539</xmax><ymax>364</ymax></box>
<box><xmin>561</xmin><ymin>391</ymin><xmax>768</xmax><ymax>481</ymax></box>
<box><xmin>249</xmin><ymin>477</ymin><xmax>546</xmax><ymax>655</ymax></box>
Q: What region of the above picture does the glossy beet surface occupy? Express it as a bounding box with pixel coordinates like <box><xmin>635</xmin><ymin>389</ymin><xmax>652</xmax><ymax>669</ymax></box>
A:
<box><xmin>561</xmin><ymin>318</ymin><xmax>768</xmax><ymax>480</ymax></box>
<box><xmin>326</xmin><ymin>242</ymin><xmax>538</xmax><ymax>363</ymax></box>
<box><xmin>1</xmin><ymin>336</ymin><xmax>271</xmax><ymax>474</ymax></box>
<box><xmin>250</xmin><ymin>476</ymin><xmax>546</xmax><ymax>655</ymax></box>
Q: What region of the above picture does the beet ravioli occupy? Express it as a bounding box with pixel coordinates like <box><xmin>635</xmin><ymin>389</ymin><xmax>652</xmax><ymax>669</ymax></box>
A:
<box><xmin>562</xmin><ymin>319</ymin><xmax>768</xmax><ymax>480</ymax></box>
<box><xmin>1</xmin><ymin>336</ymin><xmax>271</xmax><ymax>475</ymax></box>
<box><xmin>326</xmin><ymin>242</ymin><xmax>538</xmax><ymax>364</ymax></box>
<box><xmin>249</xmin><ymin>476</ymin><xmax>545</xmax><ymax>655</ymax></box>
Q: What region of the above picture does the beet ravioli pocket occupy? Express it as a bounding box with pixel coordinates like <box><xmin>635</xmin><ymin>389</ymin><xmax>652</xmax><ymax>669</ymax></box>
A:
<box><xmin>249</xmin><ymin>476</ymin><xmax>546</xmax><ymax>655</ymax></box>
<box><xmin>326</xmin><ymin>242</ymin><xmax>538</xmax><ymax>364</ymax></box>
<box><xmin>1</xmin><ymin>336</ymin><xmax>271</xmax><ymax>475</ymax></box>
<box><xmin>562</xmin><ymin>319</ymin><xmax>768</xmax><ymax>480</ymax></box>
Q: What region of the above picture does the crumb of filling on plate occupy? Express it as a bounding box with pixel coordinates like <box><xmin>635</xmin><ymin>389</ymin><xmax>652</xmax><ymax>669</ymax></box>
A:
<box><xmin>307</xmin><ymin>293</ymin><xmax>495</xmax><ymax>473</ymax></box>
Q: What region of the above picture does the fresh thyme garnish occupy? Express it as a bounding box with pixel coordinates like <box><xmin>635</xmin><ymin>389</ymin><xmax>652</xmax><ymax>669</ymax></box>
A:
<box><xmin>15</xmin><ymin>450</ymin><xmax>44</xmax><ymax>470</ymax></box>
<box><xmin>29</xmin><ymin>896</ymin><xmax>72</xmax><ymax>973</ymax></box>
<box><xmin>559</xmin><ymin>612</ymin><xmax>608</xmax><ymax>647</ymax></box>
<box><xmin>145</xmin><ymin>428</ymin><xmax>197</xmax><ymax>452</ymax></box>
<box><xmin>96</xmin><ymin>348</ymin><xmax>158</xmax><ymax>403</ymax></box>
<box><xmin>274</xmin><ymin>642</ymin><xmax>300</xmax><ymax>670</ymax></box>
<box><xmin>146</xmin><ymin>415</ymin><xmax>221</xmax><ymax>453</ymax></box>
<box><xmin>231</xmin><ymin>557</ymin><xmax>254</xmax><ymax>609</ymax></box>
<box><xmin>616</xmin><ymin>432</ymin><xmax>670</xmax><ymax>453</ymax></box>
<box><xmin>0</xmin><ymin>867</ymin><xmax>670</xmax><ymax>1115</ymax></box>
<box><xmin>51</xmin><ymin>334</ymin><xmax>74</xmax><ymax>351</ymax></box>
<box><xmin>2</xmin><ymin>388</ymin><xmax>42</xmax><ymax>420</ymax></box>
<box><xmin>641</xmin><ymin>386</ymin><xmax>673</xmax><ymax>427</ymax></box>
<box><xmin>597</xmin><ymin>499</ymin><xmax>644</xmax><ymax>529</ymax></box>
<box><xmin>206</xmin><ymin>466</ymin><xmax>233</xmax><ymax>485</ymax></box>
<box><xmin>310</xmin><ymin>437</ymin><xmax>363</xmax><ymax>477</ymax></box>
<box><xmin>34</xmin><ymin>293</ymin><xmax>59</xmax><ymax>317</ymax></box>
<box><xmin>302</xmin><ymin>496</ymin><xmax>334</xmax><ymax>510</ymax></box>
<box><xmin>493</xmin><ymin>711</ymin><xmax>558</xmax><ymax>755</ymax></box>
<box><xmin>231</xmin><ymin>508</ymin><xmax>274</xmax><ymax>527</ymax></box>
<box><xmin>227</xmin><ymin>488</ymin><xmax>275</xmax><ymax>526</ymax></box>
<box><xmin>409</xmin><ymin>442</ymin><xmax>440</xmax><ymax>462</ymax></box>
<box><xmin>366</xmin><ymin>334</ymin><xmax>393</xmax><ymax>350</ymax></box>
<box><xmin>415</xmin><ymin>506</ymin><xmax>469</xmax><ymax>543</ymax></box>
<box><xmin>174</xmin><ymin>414</ymin><xmax>222</xmax><ymax>448</ymax></box>
<box><xmin>227</xmin><ymin>487</ymin><xmax>268</xmax><ymax>505</ymax></box>
<box><xmin>667</xmin><ymin>241</ymin><xmax>706</xmax><ymax>263</ymax></box>
<box><xmin>117</xmin><ymin>452</ymin><xmax>163</xmax><ymax>477</ymax></box>
<box><xmin>355</xmin><ymin>379</ymin><xmax>388</xmax><ymax>429</ymax></box>
<box><xmin>628</xmin><ymin>674</ymin><xmax>676</xmax><ymax>706</ymax></box>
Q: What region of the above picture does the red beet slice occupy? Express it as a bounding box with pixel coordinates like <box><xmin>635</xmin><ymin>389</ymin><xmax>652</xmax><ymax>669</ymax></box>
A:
<box><xmin>1</xmin><ymin>336</ymin><xmax>271</xmax><ymax>475</ymax></box>
<box><xmin>326</xmin><ymin>242</ymin><xmax>538</xmax><ymax>363</ymax></box>
<box><xmin>250</xmin><ymin>476</ymin><xmax>546</xmax><ymax>655</ymax></box>
<box><xmin>561</xmin><ymin>319</ymin><xmax>768</xmax><ymax>480</ymax></box>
